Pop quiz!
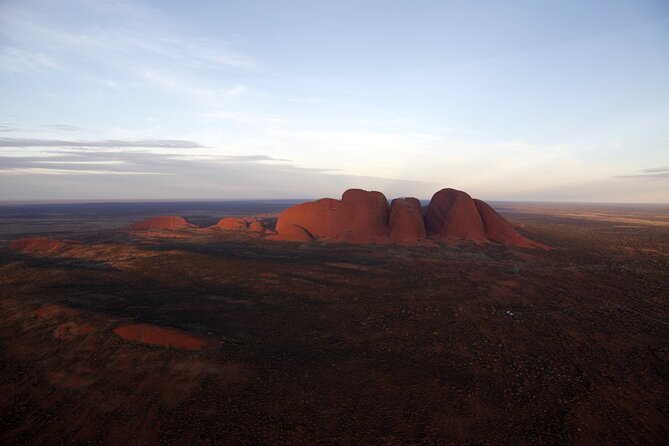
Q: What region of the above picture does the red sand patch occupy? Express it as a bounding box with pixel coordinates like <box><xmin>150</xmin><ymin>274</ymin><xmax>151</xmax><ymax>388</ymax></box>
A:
<box><xmin>113</xmin><ymin>323</ymin><xmax>209</xmax><ymax>350</ymax></box>
<box><xmin>35</xmin><ymin>305</ymin><xmax>79</xmax><ymax>318</ymax></box>
<box><xmin>8</xmin><ymin>237</ymin><xmax>66</xmax><ymax>253</ymax></box>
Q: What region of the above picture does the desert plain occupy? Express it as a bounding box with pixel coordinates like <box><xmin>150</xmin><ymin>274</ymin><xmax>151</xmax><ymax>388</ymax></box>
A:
<box><xmin>0</xmin><ymin>199</ymin><xmax>667</xmax><ymax>445</ymax></box>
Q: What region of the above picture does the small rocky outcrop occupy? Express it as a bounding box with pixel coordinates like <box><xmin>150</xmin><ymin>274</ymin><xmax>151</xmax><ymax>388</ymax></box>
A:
<box><xmin>129</xmin><ymin>216</ymin><xmax>195</xmax><ymax>230</ymax></box>
<box><xmin>213</xmin><ymin>217</ymin><xmax>265</xmax><ymax>232</ymax></box>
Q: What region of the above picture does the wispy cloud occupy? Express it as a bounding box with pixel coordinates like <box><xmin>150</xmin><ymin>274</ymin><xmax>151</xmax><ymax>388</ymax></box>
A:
<box><xmin>41</xmin><ymin>124</ymin><xmax>86</xmax><ymax>132</ymax></box>
<box><xmin>0</xmin><ymin>47</ymin><xmax>60</xmax><ymax>73</ymax></box>
<box><xmin>0</xmin><ymin>124</ymin><xmax>19</xmax><ymax>133</ymax></box>
<box><xmin>0</xmin><ymin>0</ymin><xmax>259</xmax><ymax>102</ymax></box>
<box><xmin>641</xmin><ymin>166</ymin><xmax>669</xmax><ymax>174</ymax></box>
<box><xmin>0</xmin><ymin>137</ymin><xmax>205</xmax><ymax>148</ymax></box>
<box><xmin>203</xmin><ymin>111</ymin><xmax>288</xmax><ymax>126</ymax></box>
<box><xmin>0</xmin><ymin>149</ymin><xmax>435</xmax><ymax>199</ymax></box>
<box><xmin>615</xmin><ymin>166</ymin><xmax>669</xmax><ymax>181</ymax></box>
<box><xmin>0</xmin><ymin>167</ymin><xmax>168</xmax><ymax>176</ymax></box>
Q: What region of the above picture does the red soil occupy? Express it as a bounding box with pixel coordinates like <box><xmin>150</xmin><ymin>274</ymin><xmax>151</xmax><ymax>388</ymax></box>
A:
<box><xmin>129</xmin><ymin>216</ymin><xmax>195</xmax><ymax>230</ymax></box>
<box><xmin>35</xmin><ymin>304</ymin><xmax>79</xmax><ymax>318</ymax></box>
<box><xmin>8</xmin><ymin>237</ymin><xmax>66</xmax><ymax>253</ymax></box>
<box><xmin>113</xmin><ymin>323</ymin><xmax>208</xmax><ymax>350</ymax></box>
<box><xmin>53</xmin><ymin>322</ymin><xmax>94</xmax><ymax>340</ymax></box>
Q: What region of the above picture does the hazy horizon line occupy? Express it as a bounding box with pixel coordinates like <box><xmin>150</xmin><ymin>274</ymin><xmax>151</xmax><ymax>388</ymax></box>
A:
<box><xmin>1</xmin><ymin>198</ymin><xmax>668</xmax><ymax>207</ymax></box>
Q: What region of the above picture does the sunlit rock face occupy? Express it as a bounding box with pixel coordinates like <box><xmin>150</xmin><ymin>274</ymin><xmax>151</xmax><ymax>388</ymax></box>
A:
<box><xmin>213</xmin><ymin>217</ymin><xmax>265</xmax><ymax>232</ymax></box>
<box><xmin>129</xmin><ymin>216</ymin><xmax>195</xmax><ymax>230</ymax></box>
<box><xmin>274</xmin><ymin>187</ymin><xmax>544</xmax><ymax>248</ymax></box>
<box><xmin>274</xmin><ymin>188</ymin><xmax>391</xmax><ymax>244</ymax></box>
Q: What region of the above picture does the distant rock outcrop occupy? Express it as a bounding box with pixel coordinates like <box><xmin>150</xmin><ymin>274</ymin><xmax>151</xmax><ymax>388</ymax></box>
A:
<box><xmin>9</xmin><ymin>237</ymin><xmax>67</xmax><ymax>253</ymax></box>
<box><xmin>129</xmin><ymin>216</ymin><xmax>195</xmax><ymax>230</ymax></box>
<box><xmin>272</xmin><ymin>187</ymin><xmax>544</xmax><ymax>248</ymax></box>
<box><xmin>214</xmin><ymin>217</ymin><xmax>265</xmax><ymax>232</ymax></box>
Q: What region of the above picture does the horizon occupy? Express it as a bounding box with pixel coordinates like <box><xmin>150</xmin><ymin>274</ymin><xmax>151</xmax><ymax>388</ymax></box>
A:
<box><xmin>1</xmin><ymin>0</ymin><xmax>668</xmax><ymax>202</ymax></box>
<box><xmin>1</xmin><ymin>195</ymin><xmax>668</xmax><ymax>207</ymax></box>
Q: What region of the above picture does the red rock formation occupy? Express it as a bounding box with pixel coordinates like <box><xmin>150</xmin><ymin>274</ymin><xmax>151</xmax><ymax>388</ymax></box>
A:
<box><xmin>425</xmin><ymin>188</ymin><xmax>486</xmax><ymax>241</ymax></box>
<box><xmin>214</xmin><ymin>217</ymin><xmax>247</xmax><ymax>231</ymax></box>
<box><xmin>129</xmin><ymin>216</ymin><xmax>195</xmax><ymax>230</ymax></box>
<box><xmin>246</xmin><ymin>218</ymin><xmax>265</xmax><ymax>233</ymax></box>
<box><xmin>273</xmin><ymin>187</ymin><xmax>544</xmax><ymax>248</ymax></box>
<box><xmin>274</xmin><ymin>189</ymin><xmax>390</xmax><ymax>244</ymax></box>
<box><xmin>474</xmin><ymin>199</ymin><xmax>545</xmax><ymax>248</ymax></box>
<box><xmin>388</xmin><ymin>197</ymin><xmax>426</xmax><ymax>243</ymax></box>
<box><xmin>214</xmin><ymin>216</ymin><xmax>265</xmax><ymax>232</ymax></box>
<box><xmin>341</xmin><ymin>189</ymin><xmax>389</xmax><ymax>242</ymax></box>
<box><xmin>113</xmin><ymin>323</ymin><xmax>208</xmax><ymax>350</ymax></box>
<box><xmin>9</xmin><ymin>237</ymin><xmax>66</xmax><ymax>253</ymax></box>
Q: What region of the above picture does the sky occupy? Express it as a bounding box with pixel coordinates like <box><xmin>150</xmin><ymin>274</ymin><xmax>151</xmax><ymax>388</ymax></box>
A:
<box><xmin>0</xmin><ymin>0</ymin><xmax>668</xmax><ymax>202</ymax></box>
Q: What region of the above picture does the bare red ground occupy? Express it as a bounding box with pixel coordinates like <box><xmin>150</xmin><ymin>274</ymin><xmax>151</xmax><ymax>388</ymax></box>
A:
<box><xmin>8</xmin><ymin>237</ymin><xmax>66</xmax><ymax>253</ymax></box>
<box><xmin>0</xmin><ymin>202</ymin><xmax>665</xmax><ymax>445</ymax></box>
<box><xmin>113</xmin><ymin>323</ymin><xmax>209</xmax><ymax>350</ymax></box>
<box><xmin>53</xmin><ymin>322</ymin><xmax>94</xmax><ymax>340</ymax></box>
<box><xmin>35</xmin><ymin>304</ymin><xmax>79</xmax><ymax>318</ymax></box>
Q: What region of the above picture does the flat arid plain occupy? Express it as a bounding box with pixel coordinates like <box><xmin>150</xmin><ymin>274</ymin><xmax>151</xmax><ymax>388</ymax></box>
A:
<box><xmin>0</xmin><ymin>200</ymin><xmax>667</xmax><ymax>445</ymax></box>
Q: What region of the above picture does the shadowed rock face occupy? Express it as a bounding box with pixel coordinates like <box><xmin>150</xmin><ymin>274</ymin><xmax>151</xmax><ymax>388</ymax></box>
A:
<box><xmin>129</xmin><ymin>216</ymin><xmax>195</xmax><ymax>230</ymax></box>
<box><xmin>389</xmin><ymin>198</ymin><xmax>425</xmax><ymax>243</ymax></box>
<box><xmin>274</xmin><ymin>189</ymin><xmax>390</xmax><ymax>244</ymax></box>
<box><xmin>9</xmin><ymin>237</ymin><xmax>66</xmax><ymax>253</ymax></box>
<box><xmin>425</xmin><ymin>188</ymin><xmax>486</xmax><ymax>241</ymax></box>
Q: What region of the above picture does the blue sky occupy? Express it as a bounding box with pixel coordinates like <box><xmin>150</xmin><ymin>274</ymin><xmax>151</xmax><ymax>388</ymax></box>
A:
<box><xmin>0</xmin><ymin>0</ymin><xmax>668</xmax><ymax>202</ymax></box>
